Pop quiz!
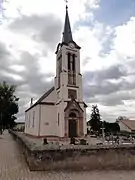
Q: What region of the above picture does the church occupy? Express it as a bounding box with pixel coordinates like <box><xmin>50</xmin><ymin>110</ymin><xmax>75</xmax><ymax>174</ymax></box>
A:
<box><xmin>25</xmin><ymin>6</ymin><xmax>87</xmax><ymax>139</ymax></box>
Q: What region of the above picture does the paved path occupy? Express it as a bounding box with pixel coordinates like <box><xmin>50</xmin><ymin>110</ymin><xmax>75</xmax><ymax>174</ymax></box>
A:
<box><xmin>0</xmin><ymin>132</ymin><xmax>135</xmax><ymax>180</ymax></box>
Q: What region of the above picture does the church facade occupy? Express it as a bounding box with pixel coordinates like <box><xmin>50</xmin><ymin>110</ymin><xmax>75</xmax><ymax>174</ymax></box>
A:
<box><xmin>25</xmin><ymin>6</ymin><xmax>87</xmax><ymax>138</ymax></box>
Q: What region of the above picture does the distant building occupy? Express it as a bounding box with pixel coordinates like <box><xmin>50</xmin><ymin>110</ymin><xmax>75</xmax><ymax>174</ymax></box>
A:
<box><xmin>14</xmin><ymin>122</ymin><xmax>25</xmax><ymax>131</ymax></box>
<box><xmin>24</xmin><ymin>6</ymin><xmax>87</xmax><ymax>139</ymax></box>
<box><xmin>119</xmin><ymin>119</ymin><xmax>135</xmax><ymax>133</ymax></box>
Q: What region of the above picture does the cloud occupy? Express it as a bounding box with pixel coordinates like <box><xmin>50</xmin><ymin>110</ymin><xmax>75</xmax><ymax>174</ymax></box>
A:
<box><xmin>15</xmin><ymin>59</ymin><xmax>54</xmax><ymax>121</ymax></box>
<box><xmin>0</xmin><ymin>41</ymin><xmax>23</xmax><ymax>84</ymax></box>
<box><xmin>103</xmin><ymin>90</ymin><xmax>135</xmax><ymax>106</ymax></box>
<box><xmin>83</xmin><ymin>64</ymin><xmax>127</xmax><ymax>101</ymax></box>
<box><xmin>84</xmin><ymin>80</ymin><xmax>124</xmax><ymax>101</ymax></box>
<box><xmin>0</xmin><ymin>42</ymin><xmax>11</xmax><ymax>68</ymax></box>
<box><xmin>83</xmin><ymin>64</ymin><xmax>126</xmax><ymax>84</ymax></box>
<box><xmin>9</xmin><ymin>14</ymin><xmax>63</xmax><ymax>50</ymax></box>
<box><xmin>113</xmin><ymin>17</ymin><xmax>135</xmax><ymax>58</ymax></box>
<box><xmin>1</xmin><ymin>0</ymin><xmax>135</xmax><ymax>123</ymax></box>
<box><xmin>18</xmin><ymin>51</ymin><xmax>54</xmax><ymax>94</ymax></box>
<box><xmin>83</xmin><ymin>61</ymin><xmax>135</xmax><ymax>109</ymax></box>
<box><xmin>0</xmin><ymin>44</ymin><xmax>54</xmax><ymax>121</ymax></box>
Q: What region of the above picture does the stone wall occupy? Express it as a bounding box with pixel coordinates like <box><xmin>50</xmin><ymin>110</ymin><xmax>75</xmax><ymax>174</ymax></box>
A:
<box><xmin>9</xmin><ymin>130</ymin><xmax>135</xmax><ymax>171</ymax></box>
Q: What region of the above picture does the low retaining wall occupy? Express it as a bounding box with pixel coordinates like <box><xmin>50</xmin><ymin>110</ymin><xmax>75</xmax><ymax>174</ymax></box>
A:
<box><xmin>9</xmin><ymin>130</ymin><xmax>135</xmax><ymax>171</ymax></box>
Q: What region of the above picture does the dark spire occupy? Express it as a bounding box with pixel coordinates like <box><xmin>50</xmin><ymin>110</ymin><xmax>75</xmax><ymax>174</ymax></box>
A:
<box><xmin>62</xmin><ymin>5</ymin><xmax>73</xmax><ymax>44</ymax></box>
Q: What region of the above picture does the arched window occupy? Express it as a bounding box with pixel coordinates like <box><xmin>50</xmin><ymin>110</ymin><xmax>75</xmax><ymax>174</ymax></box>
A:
<box><xmin>58</xmin><ymin>113</ymin><xmax>60</xmax><ymax>126</ymax></box>
<box><xmin>72</xmin><ymin>54</ymin><xmax>75</xmax><ymax>71</ymax></box>
<box><xmin>68</xmin><ymin>53</ymin><xmax>76</xmax><ymax>85</ymax></box>
<box><xmin>68</xmin><ymin>53</ymin><xmax>70</xmax><ymax>70</ymax></box>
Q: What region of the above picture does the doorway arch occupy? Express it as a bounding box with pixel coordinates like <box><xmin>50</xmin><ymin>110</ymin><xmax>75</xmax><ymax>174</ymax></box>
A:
<box><xmin>64</xmin><ymin>99</ymin><xmax>84</xmax><ymax>138</ymax></box>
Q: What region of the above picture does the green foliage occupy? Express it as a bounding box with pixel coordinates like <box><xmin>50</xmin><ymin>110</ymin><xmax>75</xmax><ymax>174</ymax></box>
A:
<box><xmin>88</xmin><ymin>105</ymin><xmax>101</xmax><ymax>133</ymax></box>
<box><xmin>103</xmin><ymin>121</ymin><xmax>120</xmax><ymax>135</ymax></box>
<box><xmin>0</xmin><ymin>81</ymin><xmax>19</xmax><ymax>132</ymax></box>
<box><xmin>116</xmin><ymin>116</ymin><xmax>128</xmax><ymax>122</ymax></box>
<box><xmin>13</xmin><ymin>125</ymin><xmax>25</xmax><ymax>132</ymax></box>
<box><xmin>87</xmin><ymin>105</ymin><xmax>120</xmax><ymax>135</ymax></box>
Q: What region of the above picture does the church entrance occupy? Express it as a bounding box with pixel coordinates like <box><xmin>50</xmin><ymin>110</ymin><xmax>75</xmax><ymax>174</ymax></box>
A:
<box><xmin>68</xmin><ymin>119</ymin><xmax>77</xmax><ymax>137</ymax></box>
<box><xmin>65</xmin><ymin>102</ymin><xmax>84</xmax><ymax>138</ymax></box>
<box><xmin>68</xmin><ymin>112</ymin><xmax>77</xmax><ymax>137</ymax></box>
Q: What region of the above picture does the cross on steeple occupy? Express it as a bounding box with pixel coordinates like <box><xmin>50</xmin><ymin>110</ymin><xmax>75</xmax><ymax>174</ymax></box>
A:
<box><xmin>65</xmin><ymin>0</ymin><xmax>68</xmax><ymax>11</ymax></box>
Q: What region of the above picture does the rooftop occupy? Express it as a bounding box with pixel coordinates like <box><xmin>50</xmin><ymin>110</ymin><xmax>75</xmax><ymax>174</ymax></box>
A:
<box><xmin>120</xmin><ymin>119</ymin><xmax>135</xmax><ymax>131</ymax></box>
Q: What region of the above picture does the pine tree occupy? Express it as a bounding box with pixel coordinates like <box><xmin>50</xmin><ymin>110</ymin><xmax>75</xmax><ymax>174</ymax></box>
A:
<box><xmin>89</xmin><ymin>105</ymin><xmax>101</xmax><ymax>133</ymax></box>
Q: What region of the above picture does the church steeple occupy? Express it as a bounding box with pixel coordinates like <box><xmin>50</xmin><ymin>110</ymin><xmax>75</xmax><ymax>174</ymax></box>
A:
<box><xmin>62</xmin><ymin>5</ymin><xmax>73</xmax><ymax>44</ymax></box>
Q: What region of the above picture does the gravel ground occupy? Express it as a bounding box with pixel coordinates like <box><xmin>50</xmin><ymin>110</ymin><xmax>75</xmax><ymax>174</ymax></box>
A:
<box><xmin>0</xmin><ymin>131</ymin><xmax>135</xmax><ymax>180</ymax></box>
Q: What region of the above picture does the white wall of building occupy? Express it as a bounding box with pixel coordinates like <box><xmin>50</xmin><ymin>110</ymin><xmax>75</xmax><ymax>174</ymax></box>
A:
<box><xmin>55</xmin><ymin>44</ymin><xmax>82</xmax><ymax>100</ymax></box>
<box><xmin>75</xmin><ymin>48</ymin><xmax>81</xmax><ymax>74</ymax></box>
<box><xmin>56</xmin><ymin>45</ymin><xmax>73</xmax><ymax>92</ymax></box>
<box><xmin>78</xmin><ymin>74</ymin><xmax>83</xmax><ymax>101</ymax></box>
<box><xmin>56</xmin><ymin>101</ymin><xmax>66</xmax><ymax>137</ymax></box>
<box><xmin>25</xmin><ymin>105</ymin><xmax>40</xmax><ymax>136</ymax></box>
<box><xmin>119</xmin><ymin>121</ymin><xmax>131</xmax><ymax>132</ymax></box>
<box><xmin>39</xmin><ymin>104</ymin><xmax>57</xmax><ymax>136</ymax></box>
<box><xmin>56</xmin><ymin>103</ymin><xmax>60</xmax><ymax>137</ymax></box>
<box><xmin>55</xmin><ymin>42</ymin><xmax>86</xmax><ymax>137</ymax></box>
<box><xmin>80</xmin><ymin>103</ymin><xmax>87</xmax><ymax>135</ymax></box>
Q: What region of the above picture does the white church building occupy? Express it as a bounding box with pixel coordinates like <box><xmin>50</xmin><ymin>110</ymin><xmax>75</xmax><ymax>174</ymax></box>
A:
<box><xmin>25</xmin><ymin>6</ymin><xmax>87</xmax><ymax>139</ymax></box>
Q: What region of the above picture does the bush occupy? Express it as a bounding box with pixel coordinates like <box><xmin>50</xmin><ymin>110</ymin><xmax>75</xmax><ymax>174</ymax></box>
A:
<box><xmin>80</xmin><ymin>139</ymin><xmax>87</xmax><ymax>145</ymax></box>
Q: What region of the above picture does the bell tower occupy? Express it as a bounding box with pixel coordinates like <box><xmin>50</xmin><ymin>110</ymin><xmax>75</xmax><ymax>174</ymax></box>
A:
<box><xmin>55</xmin><ymin>6</ymin><xmax>83</xmax><ymax>102</ymax></box>
<box><xmin>55</xmin><ymin>5</ymin><xmax>87</xmax><ymax>138</ymax></box>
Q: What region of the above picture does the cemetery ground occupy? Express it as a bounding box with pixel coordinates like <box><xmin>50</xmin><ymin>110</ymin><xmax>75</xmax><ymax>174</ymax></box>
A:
<box><xmin>0</xmin><ymin>131</ymin><xmax>135</xmax><ymax>179</ymax></box>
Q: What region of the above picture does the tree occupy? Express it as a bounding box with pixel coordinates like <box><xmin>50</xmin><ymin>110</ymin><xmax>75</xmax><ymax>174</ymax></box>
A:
<box><xmin>88</xmin><ymin>105</ymin><xmax>101</xmax><ymax>133</ymax></box>
<box><xmin>116</xmin><ymin>116</ymin><xmax>128</xmax><ymax>123</ymax></box>
<box><xmin>0</xmin><ymin>81</ymin><xmax>19</xmax><ymax>133</ymax></box>
<box><xmin>103</xmin><ymin>121</ymin><xmax>120</xmax><ymax>135</ymax></box>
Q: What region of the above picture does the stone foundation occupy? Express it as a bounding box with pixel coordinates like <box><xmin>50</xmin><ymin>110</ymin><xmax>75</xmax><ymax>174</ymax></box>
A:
<box><xmin>9</xmin><ymin>130</ymin><xmax>135</xmax><ymax>171</ymax></box>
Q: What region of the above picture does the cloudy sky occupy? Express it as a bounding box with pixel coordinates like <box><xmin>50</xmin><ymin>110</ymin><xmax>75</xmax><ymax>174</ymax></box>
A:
<box><xmin>0</xmin><ymin>0</ymin><xmax>135</xmax><ymax>122</ymax></box>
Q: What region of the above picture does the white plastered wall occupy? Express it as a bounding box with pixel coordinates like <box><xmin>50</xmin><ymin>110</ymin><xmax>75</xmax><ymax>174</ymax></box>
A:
<box><xmin>56</xmin><ymin>101</ymin><xmax>67</xmax><ymax>137</ymax></box>
<box><xmin>25</xmin><ymin>105</ymin><xmax>40</xmax><ymax>136</ymax></box>
<box><xmin>55</xmin><ymin>43</ymin><xmax>87</xmax><ymax>137</ymax></box>
<box><xmin>39</xmin><ymin>104</ymin><xmax>57</xmax><ymax>136</ymax></box>
<box><xmin>80</xmin><ymin>103</ymin><xmax>87</xmax><ymax>135</ymax></box>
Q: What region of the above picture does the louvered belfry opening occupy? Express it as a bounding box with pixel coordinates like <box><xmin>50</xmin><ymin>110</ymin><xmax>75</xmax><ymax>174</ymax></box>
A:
<box><xmin>67</xmin><ymin>53</ymin><xmax>76</xmax><ymax>85</ymax></box>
